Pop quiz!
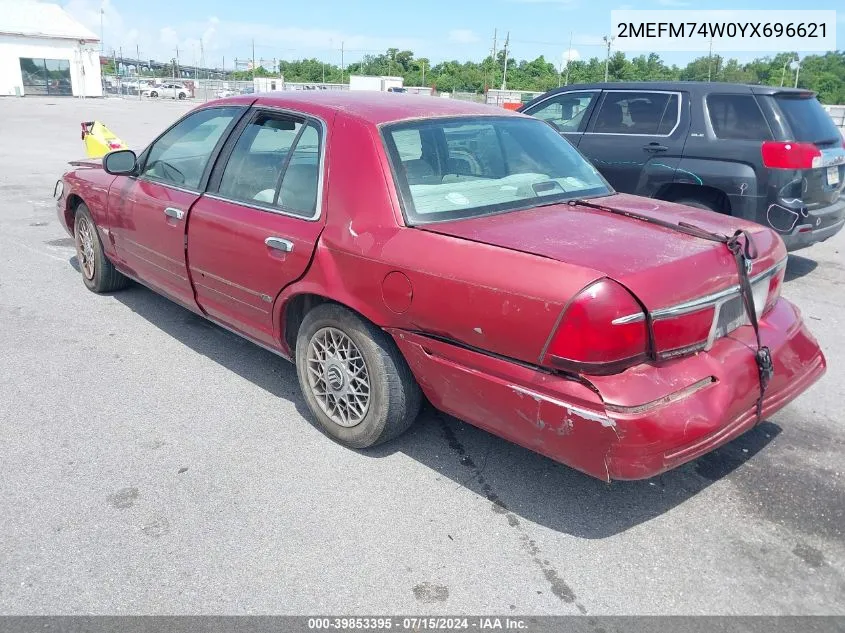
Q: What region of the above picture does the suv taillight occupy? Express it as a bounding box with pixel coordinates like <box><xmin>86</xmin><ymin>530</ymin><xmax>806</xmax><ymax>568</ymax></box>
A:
<box><xmin>544</xmin><ymin>279</ymin><xmax>648</xmax><ymax>374</ymax></box>
<box><xmin>761</xmin><ymin>141</ymin><xmax>822</xmax><ymax>170</ymax></box>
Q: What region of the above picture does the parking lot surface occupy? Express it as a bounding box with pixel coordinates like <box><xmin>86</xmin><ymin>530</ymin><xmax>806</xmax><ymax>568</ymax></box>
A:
<box><xmin>0</xmin><ymin>96</ymin><xmax>843</xmax><ymax>615</ymax></box>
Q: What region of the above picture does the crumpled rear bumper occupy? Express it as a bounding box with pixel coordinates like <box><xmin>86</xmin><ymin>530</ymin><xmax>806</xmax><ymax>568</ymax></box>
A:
<box><xmin>390</xmin><ymin>297</ymin><xmax>825</xmax><ymax>481</ymax></box>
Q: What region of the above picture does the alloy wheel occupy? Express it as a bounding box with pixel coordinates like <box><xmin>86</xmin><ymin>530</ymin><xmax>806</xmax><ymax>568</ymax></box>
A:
<box><xmin>305</xmin><ymin>327</ymin><xmax>371</xmax><ymax>427</ymax></box>
<box><xmin>75</xmin><ymin>216</ymin><xmax>96</xmax><ymax>280</ymax></box>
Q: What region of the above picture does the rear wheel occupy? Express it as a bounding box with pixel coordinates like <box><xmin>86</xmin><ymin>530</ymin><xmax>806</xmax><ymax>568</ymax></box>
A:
<box><xmin>74</xmin><ymin>204</ymin><xmax>129</xmax><ymax>293</ymax></box>
<box><xmin>178</xmin><ymin>92</ymin><xmax>186</xmax><ymax>100</ymax></box>
<box><xmin>149</xmin><ymin>90</ymin><xmax>158</xmax><ymax>98</ymax></box>
<box><xmin>295</xmin><ymin>303</ymin><xmax>421</xmax><ymax>448</ymax></box>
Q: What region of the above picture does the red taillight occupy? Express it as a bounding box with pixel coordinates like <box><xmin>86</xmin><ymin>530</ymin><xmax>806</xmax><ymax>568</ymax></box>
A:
<box><xmin>761</xmin><ymin>141</ymin><xmax>822</xmax><ymax>170</ymax></box>
<box><xmin>544</xmin><ymin>279</ymin><xmax>648</xmax><ymax>374</ymax></box>
<box><xmin>652</xmin><ymin>307</ymin><xmax>715</xmax><ymax>359</ymax></box>
<box><xmin>765</xmin><ymin>267</ymin><xmax>785</xmax><ymax>313</ymax></box>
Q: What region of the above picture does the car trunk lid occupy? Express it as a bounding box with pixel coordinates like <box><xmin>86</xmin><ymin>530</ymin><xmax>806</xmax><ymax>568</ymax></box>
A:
<box><xmin>420</xmin><ymin>193</ymin><xmax>785</xmax><ymax>312</ymax></box>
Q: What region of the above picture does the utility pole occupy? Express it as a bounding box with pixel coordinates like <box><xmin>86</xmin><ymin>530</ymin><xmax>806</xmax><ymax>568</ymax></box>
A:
<box><xmin>99</xmin><ymin>8</ymin><xmax>104</xmax><ymax>55</ymax></box>
<box><xmin>136</xmin><ymin>44</ymin><xmax>141</xmax><ymax>100</ymax></box>
<box><xmin>794</xmin><ymin>56</ymin><xmax>801</xmax><ymax>88</ymax></box>
<box><xmin>421</xmin><ymin>59</ymin><xmax>426</xmax><ymax>86</ymax></box>
<box><xmin>603</xmin><ymin>35</ymin><xmax>615</xmax><ymax>82</ymax></box>
<box><xmin>490</xmin><ymin>28</ymin><xmax>497</xmax><ymax>89</ymax></box>
<box><xmin>252</xmin><ymin>39</ymin><xmax>256</xmax><ymax>81</ymax></box>
<box><xmin>707</xmin><ymin>36</ymin><xmax>714</xmax><ymax>81</ymax></box>
<box><xmin>564</xmin><ymin>31</ymin><xmax>573</xmax><ymax>86</ymax></box>
<box><xmin>175</xmin><ymin>45</ymin><xmax>179</xmax><ymax>78</ymax></box>
<box><xmin>500</xmin><ymin>31</ymin><xmax>509</xmax><ymax>90</ymax></box>
<box><xmin>341</xmin><ymin>41</ymin><xmax>345</xmax><ymax>84</ymax></box>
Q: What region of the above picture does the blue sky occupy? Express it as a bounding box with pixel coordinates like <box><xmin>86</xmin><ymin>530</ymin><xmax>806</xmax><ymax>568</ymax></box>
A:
<box><xmin>63</xmin><ymin>0</ymin><xmax>843</xmax><ymax>69</ymax></box>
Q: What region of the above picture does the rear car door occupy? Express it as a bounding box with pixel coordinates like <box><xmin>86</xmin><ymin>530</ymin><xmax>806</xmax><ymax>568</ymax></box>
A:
<box><xmin>186</xmin><ymin>108</ymin><xmax>327</xmax><ymax>347</ymax></box>
<box><xmin>109</xmin><ymin>106</ymin><xmax>245</xmax><ymax>308</ymax></box>
<box><xmin>520</xmin><ymin>90</ymin><xmax>600</xmax><ymax>147</ymax></box>
<box><xmin>577</xmin><ymin>89</ymin><xmax>688</xmax><ymax>195</ymax></box>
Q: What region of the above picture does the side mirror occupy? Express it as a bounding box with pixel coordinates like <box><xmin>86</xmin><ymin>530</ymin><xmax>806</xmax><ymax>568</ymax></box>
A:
<box><xmin>102</xmin><ymin>149</ymin><xmax>137</xmax><ymax>175</ymax></box>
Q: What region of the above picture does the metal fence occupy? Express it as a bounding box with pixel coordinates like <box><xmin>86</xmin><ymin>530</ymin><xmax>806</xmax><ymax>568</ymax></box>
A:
<box><xmin>823</xmin><ymin>105</ymin><xmax>845</xmax><ymax>137</ymax></box>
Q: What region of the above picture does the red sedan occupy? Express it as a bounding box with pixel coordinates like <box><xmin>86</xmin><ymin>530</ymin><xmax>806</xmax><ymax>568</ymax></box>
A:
<box><xmin>55</xmin><ymin>92</ymin><xmax>826</xmax><ymax>480</ymax></box>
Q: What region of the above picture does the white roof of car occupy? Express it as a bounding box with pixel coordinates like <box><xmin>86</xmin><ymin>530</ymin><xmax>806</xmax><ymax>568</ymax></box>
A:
<box><xmin>0</xmin><ymin>0</ymin><xmax>99</xmax><ymax>41</ymax></box>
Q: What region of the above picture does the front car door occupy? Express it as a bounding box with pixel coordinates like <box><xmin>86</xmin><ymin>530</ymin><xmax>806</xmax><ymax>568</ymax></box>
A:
<box><xmin>109</xmin><ymin>105</ymin><xmax>246</xmax><ymax>309</ymax></box>
<box><xmin>520</xmin><ymin>89</ymin><xmax>600</xmax><ymax>147</ymax></box>
<box><xmin>186</xmin><ymin>108</ymin><xmax>328</xmax><ymax>347</ymax></box>
<box><xmin>577</xmin><ymin>89</ymin><xmax>689</xmax><ymax>196</ymax></box>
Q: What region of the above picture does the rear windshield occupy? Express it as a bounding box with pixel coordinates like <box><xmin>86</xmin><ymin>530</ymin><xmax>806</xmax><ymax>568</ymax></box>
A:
<box><xmin>775</xmin><ymin>95</ymin><xmax>841</xmax><ymax>145</ymax></box>
<box><xmin>383</xmin><ymin>116</ymin><xmax>611</xmax><ymax>224</ymax></box>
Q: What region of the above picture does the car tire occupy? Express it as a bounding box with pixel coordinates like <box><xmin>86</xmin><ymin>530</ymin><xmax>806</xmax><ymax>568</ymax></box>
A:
<box><xmin>73</xmin><ymin>204</ymin><xmax>129</xmax><ymax>293</ymax></box>
<box><xmin>295</xmin><ymin>303</ymin><xmax>421</xmax><ymax>449</ymax></box>
<box><xmin>673</xmin><ymin>197</ymin><xmax>720</xmax><ymax>212</ymax></box>
<box><xmin>149</xmin><ymin>91</ymin><xmax>158</xmax><ymax>98</ymax></box>
<box><xmin>178</xmin><ymin>92</ymin><xmax>186</xmax><ymax>100</ymax></box>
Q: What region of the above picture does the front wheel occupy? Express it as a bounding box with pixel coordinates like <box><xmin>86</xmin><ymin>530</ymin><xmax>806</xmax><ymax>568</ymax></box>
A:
<box><xmin>295</xmin><ymin>303</ymin><xmax>421</xmax><ymax>448</ymax></box>
<box><xmin>149</xmin><ymin>91</ymin><xmax>158</xmax><ymax>98</ymax></box>
<box><xmin>178</xmin><ymin>92</ymin><xmax>186</xmax><ymax>100</ymax></box>
<box><xmin>74</xmin><ymin>204</ymin><xmax>129</xmax><ymax>293</ymax></box>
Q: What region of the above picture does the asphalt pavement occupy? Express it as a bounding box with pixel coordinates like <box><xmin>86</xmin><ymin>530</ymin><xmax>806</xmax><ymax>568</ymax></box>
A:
<box><xmin>0</xmin><ymin>96</ymin><xmax>842</xmax><ymax>615</ymax></box>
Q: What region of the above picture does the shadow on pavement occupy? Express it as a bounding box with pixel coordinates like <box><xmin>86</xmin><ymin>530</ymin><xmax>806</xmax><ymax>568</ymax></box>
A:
<box><xmin>109</xmin><ymin>277</ymin><xmax>783</xmax><ymax>540</ymax></box>
<box><xmin>785</xmin><ymin>254</ymin><xmax>818</xmax><ymax>282</ymax></box>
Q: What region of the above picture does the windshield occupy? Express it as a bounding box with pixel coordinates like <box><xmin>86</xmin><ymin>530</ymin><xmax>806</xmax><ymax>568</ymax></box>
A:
<box><xmin>383</xmin><ymin>116</ymin><xmax>612</xmax><ymax>224</ymax></box>
<box><xmin>774</xmin><ymin>95</ymin><xmax>841</xmax><ymax>145</ymax></box>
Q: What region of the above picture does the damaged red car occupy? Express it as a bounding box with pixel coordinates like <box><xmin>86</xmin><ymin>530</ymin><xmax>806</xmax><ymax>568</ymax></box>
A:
<box><xmin>56</xmin><ymin>92</ymin><xmax>826</xmax><ymax>481</ymax></box>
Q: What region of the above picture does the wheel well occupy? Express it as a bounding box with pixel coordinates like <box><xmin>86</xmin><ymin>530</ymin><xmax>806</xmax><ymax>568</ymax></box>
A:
<box><xmin>283</xmin><ymin>293</ymin><xmax>330</xmax><ymax>355</ymax></box>
<box><xmin>64</xmin><ymin>193</ymin><xmax>84</xmax><ymax>228</ymax></box>
<box><xmin>655</xmin><ymin>183</ymin><xmax>732</xmax><ymax>214</ymax></box>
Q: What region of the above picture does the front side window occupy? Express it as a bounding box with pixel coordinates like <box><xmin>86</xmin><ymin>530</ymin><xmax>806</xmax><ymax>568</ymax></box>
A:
<box><xmin>141</xmin><ymin>107</ymin><xmax>241</xmax><ymax>189</ymax></box>
<box><xmin>525</xmin><ymin>92</ymin><xmax>598</xmax><ymax>133</ymax></box>
<box><xmin>217</xmin><ymin>112</ymin><xmax>321</xmax><ymax>218</ymax></box>
<box><xmin>591</xmin><ymin>91</ymin><xmax>679</xmax><ymax>135</ymax></box>
<box><xmin>384</xmin><ymin>116</ymin><xmax>611</xmax><ymax>223</ymax></box>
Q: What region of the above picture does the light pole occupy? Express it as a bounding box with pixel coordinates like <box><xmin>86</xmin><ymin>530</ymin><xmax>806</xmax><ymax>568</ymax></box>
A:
<box><xmin>603</xmin><ymin>35</ymin><xmax>615</xmax><ymax>82</ymax></box>
<box><xmin>793</xmin><ymin>56</ymin><xmax>801</xmax><ymax>88</ymax></box>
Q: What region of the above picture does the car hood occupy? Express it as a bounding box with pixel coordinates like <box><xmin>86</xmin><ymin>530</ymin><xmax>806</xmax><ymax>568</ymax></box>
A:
<box><xmin>420</xmin><ymin>193</ymin><xmax>786</xmax><ymax>310</ymax></box>
<box><xmin>68</xmin><ymin>157</ymin><xmax>103</xmax><ymax>168</ymax></box>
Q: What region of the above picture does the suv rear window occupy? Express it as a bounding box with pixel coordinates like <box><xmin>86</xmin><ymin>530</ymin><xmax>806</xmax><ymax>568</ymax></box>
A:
<box><xmin>774</xmin><ymin>94</ymin><xmax>842</xmax><ymax>145</ymax></box>
<box><xmin>707</xmin><ymin>94</ymin><xmax>772</xmax><ymax>140</ymax></box>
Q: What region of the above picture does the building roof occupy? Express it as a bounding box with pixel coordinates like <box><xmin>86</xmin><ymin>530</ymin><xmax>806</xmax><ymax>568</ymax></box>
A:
<box><xmin>228</xmin><ymin>91</ymin><xmax>520</xmax><ymax>125</ymax></box>
<box><xmin>0</xmin><ymin>0</ymin><xmax>99</xmax><ymax>42</ymax></box>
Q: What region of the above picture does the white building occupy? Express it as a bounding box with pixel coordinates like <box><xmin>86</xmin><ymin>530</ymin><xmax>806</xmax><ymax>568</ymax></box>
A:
<box><xmin>0</xmin><ymin>0</ymin><xmax>102</xmax><ymax>97</ymax></box>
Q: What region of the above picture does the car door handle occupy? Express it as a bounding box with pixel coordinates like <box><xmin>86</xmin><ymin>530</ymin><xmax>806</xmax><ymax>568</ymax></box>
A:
<box><xmin>164</xmin><ymin>207</ymin><xmax>185</xmax><ymax>220</ymax></box>
<box><xmin>643</xmin><ymin>143</ymin><xmax>668</xmax><ymax>153</ymax></box>
<box><xmin>265</xmin><ymin>237</ymin><xmax>294</xmax><ymax>253</ymax></box>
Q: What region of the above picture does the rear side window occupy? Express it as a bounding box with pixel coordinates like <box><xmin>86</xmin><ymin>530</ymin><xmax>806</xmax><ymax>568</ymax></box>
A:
<box><xmin>591</xmin><ymin>91</ymin><xmax>679</xmax><ymax>135</ymax></box>
<box><xmin>707</xmin><ymin>94</ymin><xmax>772</xmax><ymax>140</ymax></box>
<box><xmin>774</xmin><ymin>95</ymin><xmax>842</xmax><ymax>144</ymax></box>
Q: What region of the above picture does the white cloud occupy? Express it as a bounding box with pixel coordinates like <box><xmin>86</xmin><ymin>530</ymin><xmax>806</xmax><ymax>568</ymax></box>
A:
<box><xmin>561</xmin><ymin>48</ymin><xmax>581</xmax><ymax>65</ymax></box>
<box><xmin>449</xmin><ymin>29</ymin><xmax>480</xmax><ymax>44</ymax></box>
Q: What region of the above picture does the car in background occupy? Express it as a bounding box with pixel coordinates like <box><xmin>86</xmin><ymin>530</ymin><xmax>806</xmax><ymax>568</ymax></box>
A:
<box><xmin>55</xmin><ymin>92</ymin><xmax>825</xmax><ymax>481</ymax></box>
<box><xmin>520</xmin><ymin>82</ymin><xmax>845</xmax><ymax>251</ymax></box>
<box><xmin>143</xmin><ymin>82</ymin><xmax>189</xmax><ymax>100</ymax></box>
<box><xmin>215</xmin><ymin>89</ymin><xmax>238</xmax><ymax>98</ymax></box>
